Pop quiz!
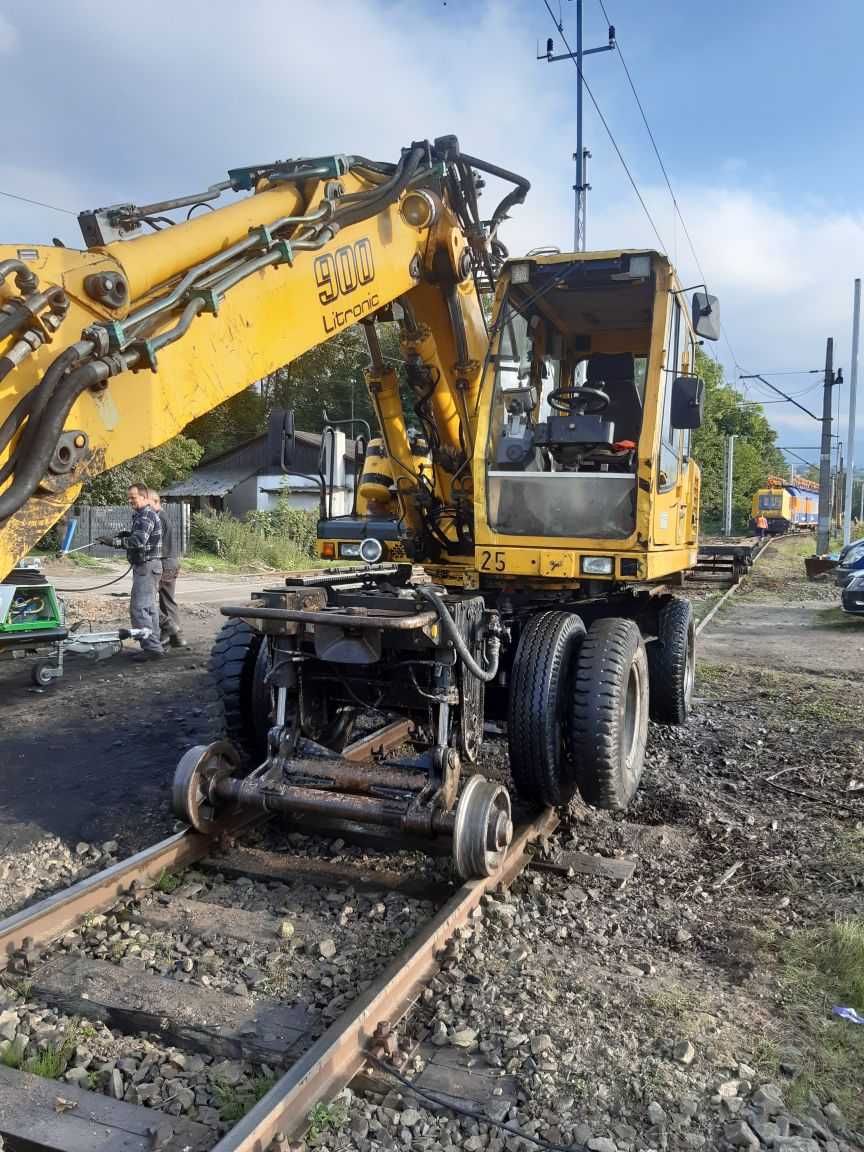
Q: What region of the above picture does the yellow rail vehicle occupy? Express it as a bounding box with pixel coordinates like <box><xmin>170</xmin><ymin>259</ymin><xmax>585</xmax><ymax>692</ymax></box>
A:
<box><xmin>751</xmin><ymin>476</ymin><xmax>818</xmax><ymax>534</ymax></box>
<box><xmin>0</xmin><ymin>137</ymin><xmax>721</xmax><ymax>876</ymax></box>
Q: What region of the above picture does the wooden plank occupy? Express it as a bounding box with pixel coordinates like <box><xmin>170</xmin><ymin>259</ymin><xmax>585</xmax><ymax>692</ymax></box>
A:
<box><xmin>533</xmin><ymin>850</ymin><xmax>637</xmax><ymax>882</ymax></box>
<box><xmin>31</xmin><ymin>956</ymin><xmax>312</xmax><ymax>1063</ymax></box>
<box><xmin>407</xmin><ymin>1044</ymin><xmax>518</xmax><ymax>1106</ymax></box>
<box><xmin>135</xmin><ymin>896</ymin><xmax>307</xmax><ymax>946</ymax></box>
<box><xmin>204</xmin><ymin>847</ymin><xmax>450</xmax><ymax>902</ymax></box>
<box><xmin>0</xmin><ymin>1064</ymin><xmax>210</xmax><ymax>1152</ymax></box>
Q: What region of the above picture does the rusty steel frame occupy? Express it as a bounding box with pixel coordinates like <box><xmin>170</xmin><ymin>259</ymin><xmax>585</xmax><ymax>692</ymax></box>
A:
<box><xmin>213</xmin><ymin>807</ymin><xmax>558</xmax><ymax>1152</ymax></box>
<box><xmin>0</xmin><ymin>719</ymin><xmax>413</xmax><ymax>967</ymax></box>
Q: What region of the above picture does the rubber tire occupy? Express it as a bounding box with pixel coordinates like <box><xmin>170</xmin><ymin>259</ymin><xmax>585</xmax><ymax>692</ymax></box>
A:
<box><xmin>31</xmin><ymin>660</ymin><xmax>55</xmax><ymax>688</ymax></box>
<box><xmin>208</xmin><ymin>618</ymin><xmax>272</xmax><ymax>764</ymax></box>
<box><xmin>508</xmin><ymin>611</ymin><xmax>585</xmax><ymax>808</ymax></box>
<box><xmin>646</xmin><ymin>597</ymin><xmax>695</xmax><ymax>725</ymax></box>
<box><xmin>570</xmin><ymin>618</ymin><xmax>649</xmax><ymax>812</ymax></box>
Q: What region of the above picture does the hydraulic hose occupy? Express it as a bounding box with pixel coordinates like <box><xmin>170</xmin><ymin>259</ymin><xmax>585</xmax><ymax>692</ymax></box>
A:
<box><xmin>0</xmin><ymin>259</ymin><xmax>38</xmax><ymax>295</ymax></box>
<box><xmin>0</xmin><ymin>308</ymin><xmax>26</xmax><ymax>343</ymax></box>
<box><xmin>415</xmin><ymin>585</ymin><xmax>500</xmax><ymax>682</ymax></box>
<box><xmin>0</xmin><ymin>344</ymin><xmax>86</xmax><ymax>487</ymax></box>
<box><xmin>0</xmin><ymin>357</ymin><xmax>111</xmax><ymax>522</ymax></box>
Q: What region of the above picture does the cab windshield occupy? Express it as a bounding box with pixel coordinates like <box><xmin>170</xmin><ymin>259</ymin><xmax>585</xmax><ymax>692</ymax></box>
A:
<box><xmin>487</xmin><ymin>258</ymin><xmax>653</xmax><ymax>540</ymax></box>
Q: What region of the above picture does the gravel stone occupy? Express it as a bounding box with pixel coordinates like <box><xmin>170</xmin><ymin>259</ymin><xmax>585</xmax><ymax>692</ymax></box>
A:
<box><xmin>752</xmin><ymin>1083</ymin><xmax>785</xmax><ymax>1116</ymax></box>
<box><xmin>646</xmin><ymin>1102</ymin><xmax>666</xmax><ymax>1126</ymax></box>
<box><xmin>587</xmin><ymin>1139</ymin><xmax>617</xmax><ymax>1152</ymax></box>
<box><xmin>673</xmin><ymin>1039</ymin><xmax>696</xmax><ymax>1065</ymax></box>
<box><xmin>724</xmin><ymin>1120</ymin><xmax>760</xmax><ymax>1148</ymax></box>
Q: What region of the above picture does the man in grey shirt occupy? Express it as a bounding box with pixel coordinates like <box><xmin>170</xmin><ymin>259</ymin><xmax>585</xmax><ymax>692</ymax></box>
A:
<box><xmin>150</xmin><ymin>492</ymin><xmax>187</xmax><ymax>648</ymax></box>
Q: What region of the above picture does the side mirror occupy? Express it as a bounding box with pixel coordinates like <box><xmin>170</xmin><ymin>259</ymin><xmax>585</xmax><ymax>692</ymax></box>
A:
<box><xmin>670</xmin><ymin>376</ymin><xmax>704</xmax><ymax>430</ymax></box>
<box><xmin>267</xmin><ymin>408</ymin><xmax>296</xmax><ymax>471</ymax></box>
<box><xmin>691</xmin><ymin>291</ymin><xmax>720</xmax><ymax>342</ymax></box>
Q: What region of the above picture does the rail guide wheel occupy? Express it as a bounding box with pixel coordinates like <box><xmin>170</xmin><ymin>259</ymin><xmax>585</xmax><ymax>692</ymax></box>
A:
<box><xmin>452</xmin><ymin>774</ymin><xmax>513</xmax><ymax>880</ymax></box>
<box><xmin>172</xmin><ymin>741</ymin><xmax>241</xmax><ymax>834</ymax></box>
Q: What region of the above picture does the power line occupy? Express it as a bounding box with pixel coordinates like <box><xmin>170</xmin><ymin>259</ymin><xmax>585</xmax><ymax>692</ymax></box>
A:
<box><xmin>541</xmin><ymin>0</ymin><xmax>668</xmax><ymax>253</ymax></box>
<box><xmin>0</xmin><ymin>188</ymin><xmax>76</xmax><ymax>216</ymax></box>
<box><xmin>595</xmin><ymin>0</ymin><xmax>742</xmax><ymax>378</ymax></box>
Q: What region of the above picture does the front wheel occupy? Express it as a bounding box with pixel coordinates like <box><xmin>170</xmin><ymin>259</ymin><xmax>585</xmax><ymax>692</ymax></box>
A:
<box><xmin>570</xmin><ymin>618</ymin><xmax>649</xmax><ymax>812</ymax></box>
<box><xmin>508</xmin><ymin>611</ymin><xmax>585</xmax><ymax>808</ymax></box>
<box><xmin>646</xmin><ymin>597</ymin><xmax>695</xmax><ymax>725</ymax></box>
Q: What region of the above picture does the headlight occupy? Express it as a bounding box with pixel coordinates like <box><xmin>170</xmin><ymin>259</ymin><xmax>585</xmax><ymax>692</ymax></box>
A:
<box><xmin>339</xmin><ymin>542</ymin><xmax>362</xmax><ymax>559</ymax></box>
<box><xmin>581</xmin><ymin>556</ymin><xmax>613</xmax><ymax>575</ymax></box>
<box><xmin>509</xmin><ymin>261</ymin><xmax>531</xmax><ymax>285</ymax></box>
<box><xmin>360</xmin><ymin>538</ymin><xmax>383</xmax><ymax>563</ymax></box>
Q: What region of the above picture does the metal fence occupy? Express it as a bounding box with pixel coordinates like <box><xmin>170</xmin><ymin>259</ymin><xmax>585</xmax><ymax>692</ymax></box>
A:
<box><xmin>63</xmin><ymin>503</ymin><xmax>190</xmax><ymax>559</ymax></box>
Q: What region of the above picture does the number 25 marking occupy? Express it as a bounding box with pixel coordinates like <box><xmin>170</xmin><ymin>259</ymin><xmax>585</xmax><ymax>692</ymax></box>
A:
<box><xmin>480</xmin><ymin>550</ymin><xmax>505</xmax><ymax>572</ymax></box>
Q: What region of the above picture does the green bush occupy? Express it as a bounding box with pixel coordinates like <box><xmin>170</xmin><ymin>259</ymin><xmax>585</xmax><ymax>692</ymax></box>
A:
<box><xmin>190</xmin><ymin>505</ymin><xmax>317</xmax><ymax>570</ymax></box>
<box><xmin>245</xmin><ymin>504</ymin><xmax>318</xmax><ymax>553</ymax></box>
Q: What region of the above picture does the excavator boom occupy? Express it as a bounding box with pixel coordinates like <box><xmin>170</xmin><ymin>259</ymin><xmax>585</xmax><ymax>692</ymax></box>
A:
<box><xmin>0</xmin><ymin>138</ymin><xmax>526</xmax><ymax>578</ymax></box>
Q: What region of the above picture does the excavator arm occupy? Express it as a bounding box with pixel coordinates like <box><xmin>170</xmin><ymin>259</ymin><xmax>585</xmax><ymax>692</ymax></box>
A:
<box><xmin>0</xmin><ymin>138</ymin><xmax>528</xmax><ymax>578</ymax></box>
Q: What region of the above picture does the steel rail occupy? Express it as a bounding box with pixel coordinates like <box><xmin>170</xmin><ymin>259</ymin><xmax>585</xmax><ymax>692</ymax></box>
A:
<box><xmin>0</xmin><ymin>720</ymin><xmax>413</xmax><ymax>965</ymax></box>
<box><xmin>214</xmin><ymin>807</ymin><xmax>558</xmax><ymax>1151</ymax></box>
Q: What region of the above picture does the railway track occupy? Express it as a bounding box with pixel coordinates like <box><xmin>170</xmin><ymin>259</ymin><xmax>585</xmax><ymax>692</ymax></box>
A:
<box><xmin>0</xmin><ymin>719</ymin><xmax>556</xmax><ymax>1152</ymax></box>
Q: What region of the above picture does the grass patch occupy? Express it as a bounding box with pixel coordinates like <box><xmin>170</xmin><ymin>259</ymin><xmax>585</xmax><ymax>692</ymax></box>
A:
<box><xmin>307</xmin><ymin>1099</ymin><xmax>349</xmax><ymax>1140</ymax></box>
<box><xmin>807</xmin><ymin>606</ymin><xmax>863</xmax><ymax>629</ymax></box>
<box><xmin>213</xmin><ymin>1074</ymin><xmax>276</xmax><ymax>1124</ymax></box>
<box><xmin>775</xmin><ymin>918</ymin><xmax>864</xmax><ymax>1122</ymax></box>
<box><xmin>23</xmin><ymin>1019</ymin><xmax>80</xmax><ymax>1079</ymax></box>
<box><xmin>0</xmin><ymin>1035</ymin><xmax>26</xmax><ymax>1069</ymax></box>
<box><xmin>154</xmin><ymin>869</ymin><xmax>181</xmax><ymax>894</ymax></box>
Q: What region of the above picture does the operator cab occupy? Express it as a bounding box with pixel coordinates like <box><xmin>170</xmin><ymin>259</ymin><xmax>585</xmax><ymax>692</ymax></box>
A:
<box><xmin>486</xmin><ymin>250</ymin><xmax>710</xmax><ymax>543</ymax></box>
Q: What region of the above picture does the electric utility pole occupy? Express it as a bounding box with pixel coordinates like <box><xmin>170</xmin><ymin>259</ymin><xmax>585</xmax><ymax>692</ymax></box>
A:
<box><xmin>843</xmin><ymin>278</ymin><xmax>861</xmax><ymax>545</ymax></box>
<box><xmin>540</xmin><ymin>2</ymin><xmax>615</xmax><ymax>250</ymax></box>
<box><xmin>817</xmin><ymin>339</ymin><xmax>835</xmax><ymax>554</ymax></box>
<box><xmin>722</xmin><ymin>435</ymin><xmax>735</xmax><ymax>536</ymax></box>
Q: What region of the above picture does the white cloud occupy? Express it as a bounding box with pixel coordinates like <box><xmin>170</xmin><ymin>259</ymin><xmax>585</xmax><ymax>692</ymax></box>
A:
<box><xmin>0</xmin><ymin>0</ymin><xmax>860</xmax><ymax>457</ymax></box>
<box><xmin>0</xmin><ymin>12</ymin><xmax>16</xmax><ymax>53</ymax></box>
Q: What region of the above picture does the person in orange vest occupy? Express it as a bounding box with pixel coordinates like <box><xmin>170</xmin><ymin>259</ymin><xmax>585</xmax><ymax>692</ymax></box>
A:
<box><xmin>755</xmin><ymin>513</ymin><xmax>769</xmax><ymax>540</ymax></box>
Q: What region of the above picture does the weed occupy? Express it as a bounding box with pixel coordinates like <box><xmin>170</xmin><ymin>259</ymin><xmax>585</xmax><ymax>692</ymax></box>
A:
<box><xmin>0</xmin><ymin>1036</ymin><xmax>26</xmax><ymax>1069</ymax></box>
<box><xmin>24</xmin><ymin>1019</ymin><xmax>80</xmax><ymax>1080</ymax></box>
<box><xmin>190</xmin><ymin>506</ymin><xmax>317</xmax><ymax>572</ymax></box>
<box><xmin>155</xmin><ymin>870</ymin><xmax>181</xmax><ymax>894</ymax></box>
<box><xmin>214</xmin><ymin>1074</ymin><xmax>276</xmax><ymax>1124</ymax></box>
<box><xmin>13</xmin><ymin>978</ymin><xmax>32</xmax><ymax>999</ymax></box>
<box><xmin>307</xmin><ymin>1098</ymin><xmax>349</xmax><ymax>1139</ymax></box>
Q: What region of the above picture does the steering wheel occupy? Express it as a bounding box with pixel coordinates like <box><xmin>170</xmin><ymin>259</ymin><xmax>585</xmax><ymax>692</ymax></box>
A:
<box><xmin>548</xmin><ymin>386</ymin><xmax>610</xmax><ymax>415</ymax></box>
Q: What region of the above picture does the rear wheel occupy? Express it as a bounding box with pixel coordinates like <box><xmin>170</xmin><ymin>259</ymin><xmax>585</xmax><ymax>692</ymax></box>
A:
<box><xmin>570</xmin><ymin>618</ymin><xmax>649</xmax><ymax>811</ymax></box>
<box><xmin>646</xmin><ymin>597</ymin><xmax>695</xmax><ymax>725</ymax></box>
<box><xmin>208</xmin><ymin>618</ymin><xmax>272</xmax><ymax>764</ymax></box>
<box><xmin>508</xmin><ymin>611</ymin><xmax>585</xmax><ymax>808</ymax></box>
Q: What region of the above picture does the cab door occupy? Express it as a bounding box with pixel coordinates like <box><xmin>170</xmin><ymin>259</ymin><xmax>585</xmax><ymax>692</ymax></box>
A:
<box><xmin>654</xmin><ymin>295</ymin><xmax>688</xmax><ymax>547</ymax></box>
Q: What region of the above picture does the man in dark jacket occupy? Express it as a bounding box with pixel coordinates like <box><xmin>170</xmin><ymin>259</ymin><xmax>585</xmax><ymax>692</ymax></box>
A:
<box><xmin>150</xmin><ymin>492</ymin><xmax>187</xmax><ymax>648</ymax></box>
<box><xmin>123</xmin><ymin>483</ymin><xmax>164</xmax><ymax>659</ymax></box>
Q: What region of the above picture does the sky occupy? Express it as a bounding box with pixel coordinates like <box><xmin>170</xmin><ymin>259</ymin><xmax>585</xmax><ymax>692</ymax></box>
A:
<box><xmin>1</xmin><ymin>0</ymin><xmax>862</xmax><ymax>473</ymax></box>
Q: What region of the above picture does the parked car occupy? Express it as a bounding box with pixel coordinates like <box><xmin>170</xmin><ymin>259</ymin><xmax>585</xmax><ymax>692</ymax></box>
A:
<box><xmin>834</xmin><ymin>540</ymin><xmax>864</xmax><ymax>587</ymax></box>
<box><xmin>841</xmin><ymin>571</ymin><xmax>864</xmax><ymax>616</ymax></box>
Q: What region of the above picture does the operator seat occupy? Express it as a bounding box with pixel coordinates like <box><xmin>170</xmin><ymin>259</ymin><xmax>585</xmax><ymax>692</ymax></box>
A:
<box><xmin>586</xmin><ymin>353</ymin><xmax>642</xmax><ymax>444</ymax></box>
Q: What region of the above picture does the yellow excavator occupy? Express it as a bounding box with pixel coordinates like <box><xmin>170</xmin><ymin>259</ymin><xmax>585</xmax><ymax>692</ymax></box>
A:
<box><xmin>0</xmin><ymin>136</ymin><xmax>719</xmax><ymax>876</ymax></box>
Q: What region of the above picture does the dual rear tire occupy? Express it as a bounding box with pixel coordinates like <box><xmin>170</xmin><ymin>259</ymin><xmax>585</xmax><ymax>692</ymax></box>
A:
<box><xmin>508</xmin><ymin>599</ymin><xmax>693</xmax><ymax>812</ymax></box>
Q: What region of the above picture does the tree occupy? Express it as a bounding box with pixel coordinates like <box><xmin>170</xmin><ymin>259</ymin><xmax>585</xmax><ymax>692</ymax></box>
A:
<box><xmin>184</xmin><ymin>323</ymin><xmax>407</xmax><ymax>459</ymax></box>
<box><xmin>79</xmin><ymin>434</ymin><xmax>204</xmax><ymax>504</ymax></box>
<box><xmin>691</xmin><ymin>350</ymin><xmax>787</xmax><ymax>531</ymax></box>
